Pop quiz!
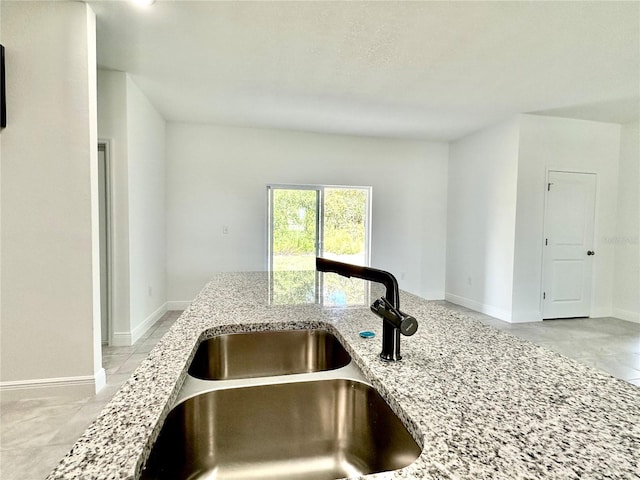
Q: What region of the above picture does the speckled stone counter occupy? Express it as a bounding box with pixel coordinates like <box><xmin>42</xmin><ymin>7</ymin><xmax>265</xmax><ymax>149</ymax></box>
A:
<box><xmin>48</xmin><ymin>272</ymin><xmax>640</xmax><ymax>480</ymax></box>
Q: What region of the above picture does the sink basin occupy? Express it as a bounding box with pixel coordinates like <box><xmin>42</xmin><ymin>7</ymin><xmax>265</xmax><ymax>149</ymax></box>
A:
<box><xmin>188</xmin><ymin>329</ymin><xmax>352</xmax><ymax>380</ymax></box>
<box><xmin>141</xmin><ymin>379</ymin><xmax>421</xmax><ymax>480</ymax></box>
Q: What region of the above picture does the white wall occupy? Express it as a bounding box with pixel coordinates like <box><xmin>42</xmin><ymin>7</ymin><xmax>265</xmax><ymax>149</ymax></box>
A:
<box><xmin>125</xmin><ymin>76</ymin><xmax>167</xmax><ymax>339</ymax></box>
<box><xmin>97</xmin><ymin>70</ymin><xmax>130</xmax><ymax>339</ymax></box>
<box><xmin>446</xmin><ymin>117</ymin><xmax>520</xmax><ymax>321</ymax></box>
<box><xmin>166</xmin><ymin>123</ymin><xmax>448</xmax><ymax>304</ymax></box>
<box><xmin>513</xmin><ymin>114</ymin><xmax>621</xmax><ymax>321</ymax></box>
<box><xmin>613</xmin><ymin>121</ymin><xmax>639</xmax><ymax>322</ymax></box>
<box><xmin>97</xmin><ymin>71</ymin><xmax>167</xmax><ymax>345</ymax></box>
<box><xmin>0</xmin><ymin>2</ymin><xmax>103</xmax><ymax>397</ymax></box>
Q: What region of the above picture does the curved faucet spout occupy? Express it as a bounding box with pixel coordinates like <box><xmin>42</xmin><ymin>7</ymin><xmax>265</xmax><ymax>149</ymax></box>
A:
<box><xmin>315</xmin><ymin>257</ymin><xmax>399</xmax><ymax>308</ymax></box>
<box><xmin>315</xmin><ymin>257</ymin><xmax>418</xmax><ymax>362</ymax></box>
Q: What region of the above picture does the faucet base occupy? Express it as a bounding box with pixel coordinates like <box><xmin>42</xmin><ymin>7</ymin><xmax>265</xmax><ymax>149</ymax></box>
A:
<box><xmin>380</xmin><ymin>325</ymin><xmax>402</xmax><ymax>362</ymax></box>
<box><xmin>379</xmin><ymin>352</ymin><xmax>402</xmax><ymax>362</ymax></box>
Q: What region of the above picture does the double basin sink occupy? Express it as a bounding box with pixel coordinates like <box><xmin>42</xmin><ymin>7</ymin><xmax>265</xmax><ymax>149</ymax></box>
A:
<box><xmin>140</xmin><ymin>329</ymin><xmax>421</xmax><ymax>480</ymax></box>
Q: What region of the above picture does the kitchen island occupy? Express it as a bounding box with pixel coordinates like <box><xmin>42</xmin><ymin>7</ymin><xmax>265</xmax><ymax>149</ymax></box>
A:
<box><xmin>48</xmin><ymin>272</ymin><xmax>640</xmax><ymax>479</ymax></box>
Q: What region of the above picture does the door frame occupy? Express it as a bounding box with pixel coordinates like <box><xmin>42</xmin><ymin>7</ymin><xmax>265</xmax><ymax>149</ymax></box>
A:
<box><xmin>98</xmin><ymin>139</ymin><xmax>114</xmax><ymax>345</ymax></box>
<box><xmin>540</xmin><ymin>168</ymin><xmax>598</xmax><ymax>319</ymax></box>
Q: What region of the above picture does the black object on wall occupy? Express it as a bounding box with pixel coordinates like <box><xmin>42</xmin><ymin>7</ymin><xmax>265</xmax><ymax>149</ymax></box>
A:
<box><xmin>1</xmin><ymin>44</ymin><xmax>6</xmax><ymax>129</ymax></box>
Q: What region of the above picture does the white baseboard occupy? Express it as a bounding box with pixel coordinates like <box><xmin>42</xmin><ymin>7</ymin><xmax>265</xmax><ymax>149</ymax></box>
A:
<box><xmin>131</xmin><ymin>302</ymin><xmax>168</xmax><ymax>344</ymax></box>
<box><xmin>590</xmin><ymin>308</ymin><xmax>613</xmax><ymax>319</ymax></box>
<box><xmin>167</xmin><ymin>301</ymin><xmax>191</xmax><ymax>310</ymax></box>
<box><xmin>444</xmin><ymin>292</ymin><xmax>514</xmax><ymax>322</ymax></box>
<box><xmin>612</xmin><ymin>307</ymin><xmax>640</xmax><ymax>324</ymax></box>
<box><xmin>111</xmin><ymin>331</ymin><xmax>133</xmax><ymax>347</ymax></box>
<box><xmin>112</xmin><ymin>302</ymin><xmax>168</xmax><ymax>346</ymax></box>
<box><xmin>0</xmin><ymin>374</ymin><xmax>99</xmax><ymax>401</ymax></box>
<box><xmin>407</xmin><ymin>289</ymin><xmax>445</xmax><ymax>301</ymax></box>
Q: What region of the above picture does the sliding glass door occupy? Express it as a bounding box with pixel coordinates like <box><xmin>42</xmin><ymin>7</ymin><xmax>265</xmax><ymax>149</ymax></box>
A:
<box><xmin>267</xmin><ymin>185</ymin><xmax>370</xmax><ymax>271</ymax></box>
<box><xmin>322</xmin><ymin>187</ymin><xmax>369</xmax><ymax>266</ymax></box>
<box><xmin>269</xmin><ymin>187</ymin><xmax>319</xmax><ymax>271</ymax></box>
<box><xmin>267</xmin><ymin>184</ymin><xmax>371</xmax><ymax>305</ymax></box>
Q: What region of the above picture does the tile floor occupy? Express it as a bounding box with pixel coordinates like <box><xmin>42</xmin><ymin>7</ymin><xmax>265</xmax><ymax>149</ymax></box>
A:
<box><xmin>0</xmin><ymin>311</ymin><xmax>182</xmax><ymax>480</ymax></box>
<box><xmin>1</xmin><ymin>306</ymin><xmax>639</xmax><ymax>479</ymax></box>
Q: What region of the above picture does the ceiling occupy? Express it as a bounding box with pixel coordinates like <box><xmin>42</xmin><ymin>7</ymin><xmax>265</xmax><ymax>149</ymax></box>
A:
<box><xmin>88</xmin><ymin>0</ymin><xmax>640</xmax><ymax>141</ymax></box>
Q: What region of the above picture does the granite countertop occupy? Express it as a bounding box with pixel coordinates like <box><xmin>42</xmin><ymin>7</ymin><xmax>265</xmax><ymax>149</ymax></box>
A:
<box><xmin>48</xmin><ymin>272</ymin><xmax>640</xmax><ymax>480</ymax></box>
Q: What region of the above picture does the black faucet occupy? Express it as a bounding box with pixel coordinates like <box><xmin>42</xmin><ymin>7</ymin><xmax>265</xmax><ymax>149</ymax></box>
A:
<box><xmin>316</xmin><ymin>257</ymin><xmax>418</xmax><ymax>361</ymax></box>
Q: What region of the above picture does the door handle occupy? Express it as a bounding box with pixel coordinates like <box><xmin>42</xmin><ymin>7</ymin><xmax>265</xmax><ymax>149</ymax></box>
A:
<box><xmin>587</xmin><ymin>250</ymin><xmax>595</xmax><ymax>256</ymax></box>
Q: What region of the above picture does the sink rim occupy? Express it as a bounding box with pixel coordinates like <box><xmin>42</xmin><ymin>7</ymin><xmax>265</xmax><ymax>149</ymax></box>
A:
<box><xmin>141</xmin><ymin>377</ymin><xmax>424</xmax><ymax>480</ymax></box>
<box><xmin>175</xmin><ymin>356</ymin><xmax>371</xmax><ymax>407</ymax></box>
<box><xmin>177</xmin><ymin>326</ymin><xmax>364</xmax><ymax>407</ymax></box>
<box><xmin>187</xmin><ymin>327</ymin><xmax>353</xmax><ymax>381</ymax></box>
<box><xmin>137</xmin><ymin>321</ymin><xmax>424</xmax><ymax>480</ymax></box>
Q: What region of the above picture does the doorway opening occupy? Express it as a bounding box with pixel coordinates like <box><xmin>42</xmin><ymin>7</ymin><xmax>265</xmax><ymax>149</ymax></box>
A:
<box><xmin>97</xmin><ymin>141</ymin><xmax>112</xmax><ymax>345</ymax></box>
<box><xmin>541</xmin><ymin>170</ymin><xmax>597</xmax><ymax>319</ymax></box>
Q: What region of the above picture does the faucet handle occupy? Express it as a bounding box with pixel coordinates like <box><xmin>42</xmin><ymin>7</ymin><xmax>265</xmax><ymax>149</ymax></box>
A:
<box><xmin>398</xmin><ymin>313</ymin><xmax>418</xmax><ymax>336</ymax></box>
<box><xmin>370</xmin><ymin>298</ymin><xmax>418</xmax><ymax>336</ymax></box>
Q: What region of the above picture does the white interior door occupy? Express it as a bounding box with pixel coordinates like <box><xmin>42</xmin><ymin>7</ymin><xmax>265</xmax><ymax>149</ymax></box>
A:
<box><xmin>542</xmin><ymin>171</ymin><xmax>596</xmax><ymax>319</ymax></box>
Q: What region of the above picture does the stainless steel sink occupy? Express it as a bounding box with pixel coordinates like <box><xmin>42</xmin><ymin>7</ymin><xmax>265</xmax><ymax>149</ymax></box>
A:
<box><xmin>140</xmin><ymin>379</ymin><xmax>421</xmax><ymax>480</ymax></box>
<box><xmin>188</xmin><ymin>329</ymin><xmax>352</xmax><ymax>380</ymax></box>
